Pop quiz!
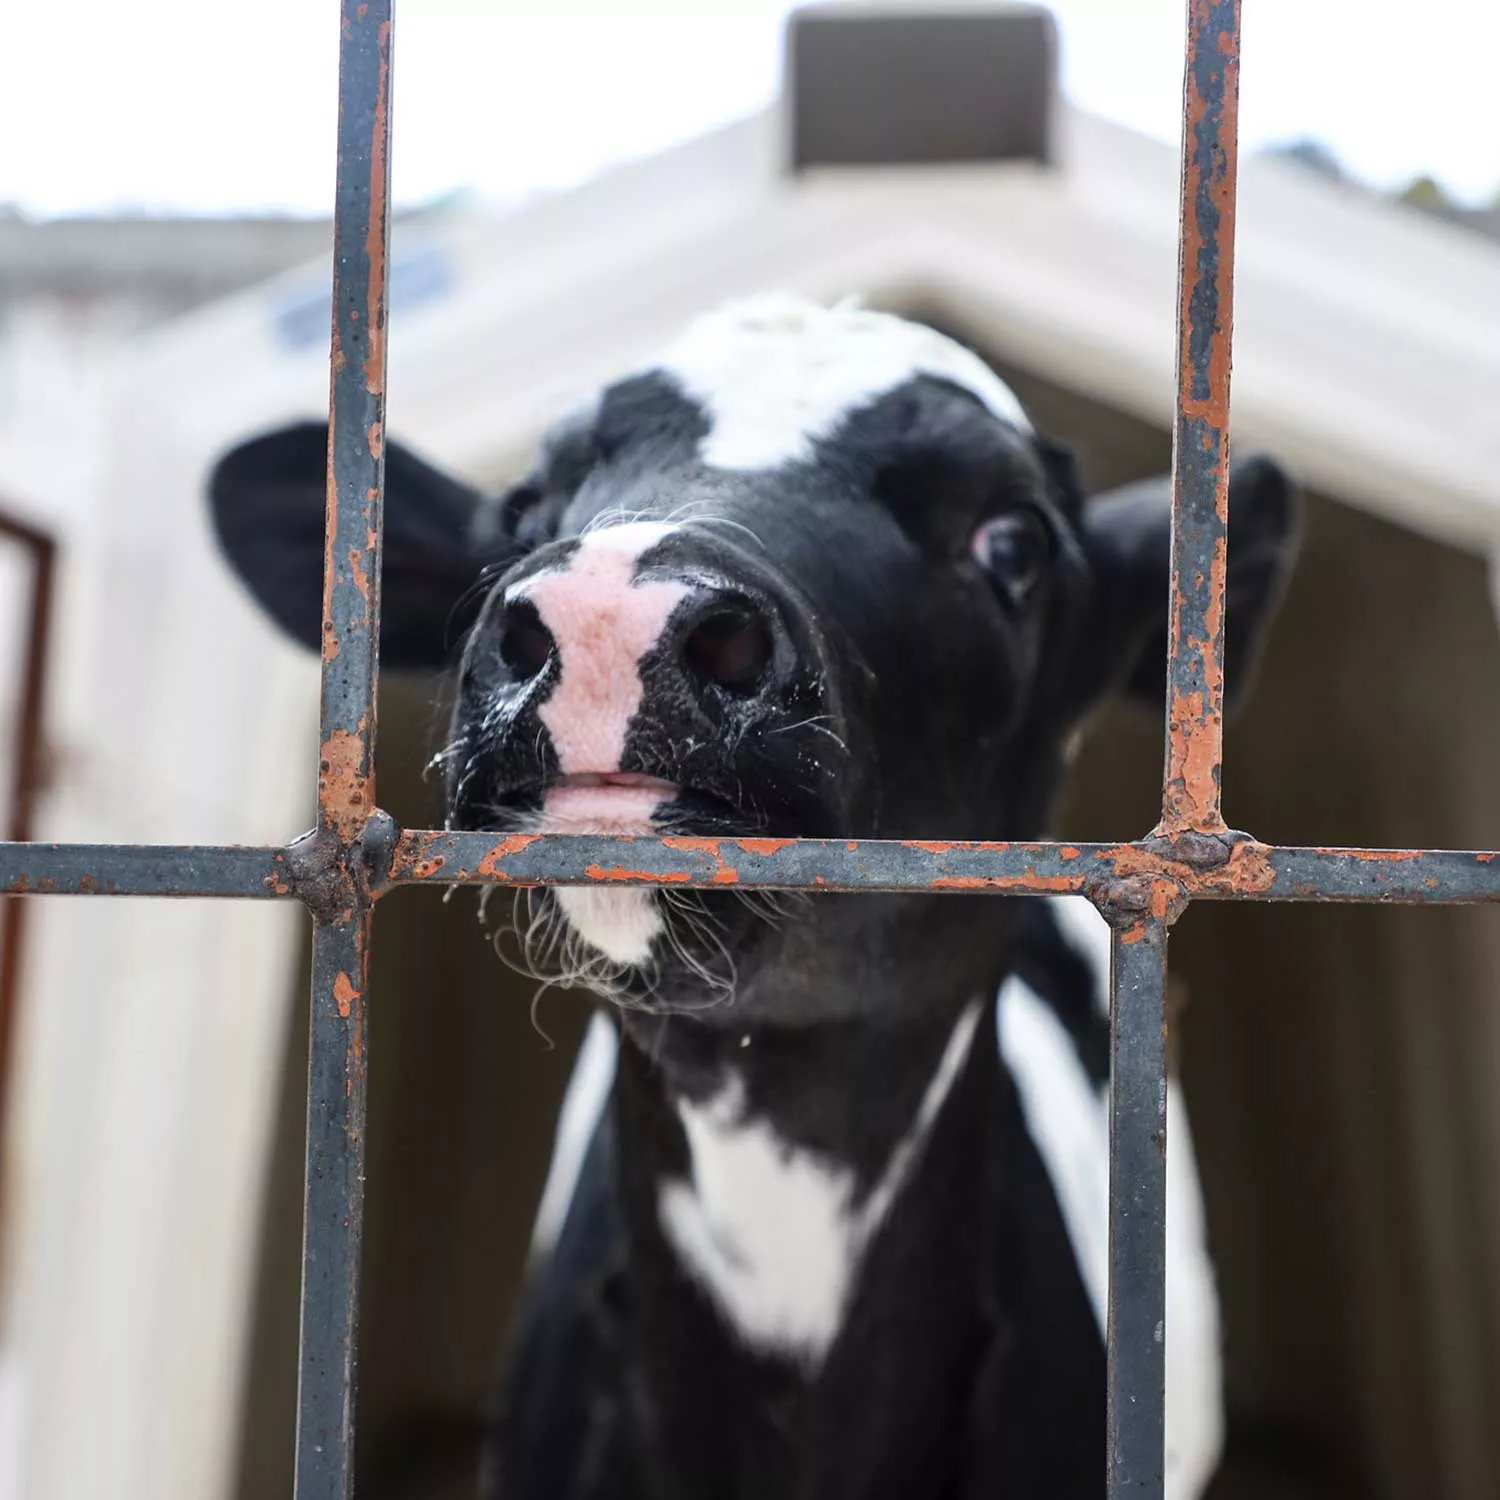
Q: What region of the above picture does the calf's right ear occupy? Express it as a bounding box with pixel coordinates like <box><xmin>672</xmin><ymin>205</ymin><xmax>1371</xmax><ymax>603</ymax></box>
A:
<box><xmin>1062</xmin><ymin>453</ymin><xmax>1300</xmax><ymax>721</ymax></box>
<box><xmin>208</xmin><ymin>421</ymin><xmax>525</xmax><ymax>672</ymax></box>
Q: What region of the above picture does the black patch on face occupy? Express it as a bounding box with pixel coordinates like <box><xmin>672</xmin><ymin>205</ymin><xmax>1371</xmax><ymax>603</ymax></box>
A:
<box><xmin>620</xmin><ymin>527</ymin><xmax>852</xmax><ymax>840</ymax></box>
<box><xmin>443</xmin><ymin>538</ymin><xmax>581</xmax><ymax>827</ymax></box>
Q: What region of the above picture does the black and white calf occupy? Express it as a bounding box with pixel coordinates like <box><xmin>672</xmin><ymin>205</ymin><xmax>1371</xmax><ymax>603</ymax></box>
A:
<box><xmin>210</xmin><ymin>296</ymin><xmax>1297</xmax><ymax>1500</ymax></box>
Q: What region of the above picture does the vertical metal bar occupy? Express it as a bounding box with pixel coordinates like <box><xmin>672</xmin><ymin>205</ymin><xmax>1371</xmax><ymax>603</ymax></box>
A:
<box><xmin>1159</xmin><ymin>0</ymin><xmax>1242</xmax><ymax>836</ymax></box>
<box><xmin>294</xmin><ymin>3</ymin><xmax>392</xmax><ymax>1498</ymax></box>
<box><xmin>0</xmin><ymin>514</ymin><xmax>56</xmax><ymax>1207</ymax></box>
<box><xmin>297</xmin><ymin>911</ymin><xmax>373</xmax><ymax>1498</ymax></box>
<box><xmin>316</xmin><ymin>2</ymin><xmax>391</xmax><ymax>833</ymax></box>
<box><xmin>1107</xmin><ymin>915</ymin><xmax>1170</xmax><ymax>1499</ymax></box>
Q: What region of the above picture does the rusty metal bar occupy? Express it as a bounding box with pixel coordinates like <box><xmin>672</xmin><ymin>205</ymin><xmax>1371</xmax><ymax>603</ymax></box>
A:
<box><xmin>380</xmin><ymin>831</ymin><xmax>1500</xmax><ymax>906</ymax></box>
<box><xmin>294</xmin><ymin>2</ymin><xmax>392</xmax><ymax>1498</ymax></box>
<box><xmin>0</xmin><ymin>842</ymin><xmax>294</xmax><ymax>897</ymax></box>
<box><xmin>1159</xmin><ymin>0</ymin><xmax>1242</xmax><ymax>837</ymax></box>
<box><xmin>1106</xmin><ymin>912</ymin><xmax>1170</xmax><ymax>1498</ymax></box>
<box><xmin>6</xmin><ymin>834</ymin><xmax>1500</xmax><ymax>908</ymax></box>
<box><xmin>297</xmin><ymin>909</ymin><xmax>373</xmax><ymax>1500</ymax></box>
<box><xmin>0</xmin><ymin>510</ymin><xmax>55</xmax><ymax>1155</ymax></box>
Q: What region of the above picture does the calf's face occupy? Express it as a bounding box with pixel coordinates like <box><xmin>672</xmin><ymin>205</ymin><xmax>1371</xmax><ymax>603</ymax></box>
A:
<box><xmin>211</xmin><ymin>297</ymin><xmax>1296</xmax><ymax>1017</ymax></box>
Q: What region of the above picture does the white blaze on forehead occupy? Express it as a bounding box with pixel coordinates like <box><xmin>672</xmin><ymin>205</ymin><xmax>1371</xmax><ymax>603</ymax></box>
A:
<box><xmin>659</xmin><ymin>1002</ymin><xmax>982</xmax><ymax>1363</ymax></box>
<box><xmin>514</xmin><ymin>522</ymin><xmax>689</xmax><ymax>777</ymax></box>
<box><xmin>655</xmin><ymin>293</ymin><xmax>1032</xmax><ymax>471</ymax></box>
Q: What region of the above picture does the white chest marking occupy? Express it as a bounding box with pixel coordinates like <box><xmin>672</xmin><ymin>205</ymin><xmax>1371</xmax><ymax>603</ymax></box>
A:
<box><xmin>659</xmin><ymin>1002</ymin><xmax>982</xmax><ymax>1363</ymax></box>
<box><xmin>528</xmin><ymin>905</ymin><xmax>1223</xmax><ymax>1496</ymax></box>
<box><xmin>528</xmin><ymin>1008</ymin><xmax>620</xmax><ymax>1262</ymax></box>
<box><xmin>656</xmin><ymin>294</ymin><xmax>1032</xmax><ymax>471</ymax></box>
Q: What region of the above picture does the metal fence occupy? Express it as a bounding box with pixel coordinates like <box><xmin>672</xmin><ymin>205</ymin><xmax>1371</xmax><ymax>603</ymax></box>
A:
<box><xmin>0</xmin><ymin>507</ymin><xmax>55</xmax><ymax>1153</ymax></box>
<box><xmin>2</xmin><ymin>2</ymin><xmax>1495</xmax><ymax>1498</ymax></box>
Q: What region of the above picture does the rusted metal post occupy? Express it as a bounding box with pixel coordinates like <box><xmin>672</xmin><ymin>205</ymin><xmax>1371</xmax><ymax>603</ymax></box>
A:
<box><xmin>1159</xmin><ymin>0</ymin><xmax>1242</xmax><ymax>837</ymax></box>
<box><xmin>0</xmin><ymin>511</ymin><xmax>56</xmax><ymax>1212</ymax></box>
<box><xmin>1106</xmin><ymin>908</ymin><xmax>1172</xmax><ymax>1499</ymax></box>
<box><xmin>6</xmin><ymin>834</ymin><xmax>1500</xmax><ymax>906</ymax></box>
<box><xmin>293</xmin><ymin>2</ymin><xmax>392</xmax><ymax>1497</ymax></box>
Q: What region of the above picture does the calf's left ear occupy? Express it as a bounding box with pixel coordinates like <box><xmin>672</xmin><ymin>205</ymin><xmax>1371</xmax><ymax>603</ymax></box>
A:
<box><xmin>1070</xmin><ymin>454</ymin><xmax>1301</xmax><ymax>718</ymax></box>
<box><xmin>208</xmin><ymin>421</ymin><xmax>528</xmax><ymax>671</ymax></box>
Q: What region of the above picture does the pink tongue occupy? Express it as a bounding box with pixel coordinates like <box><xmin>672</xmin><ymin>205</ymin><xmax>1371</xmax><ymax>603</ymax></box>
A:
<box><xmin>540</xmin><ymin>785</ymin><xmax>670</xmax><ymax>833</ymax></box>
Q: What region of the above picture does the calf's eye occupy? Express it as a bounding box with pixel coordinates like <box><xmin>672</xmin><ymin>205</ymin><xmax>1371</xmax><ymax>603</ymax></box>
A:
<box><xmin>971</xmin><ymin>508</ymin><xmax>1053</xmax><ymax>609</ymax></box>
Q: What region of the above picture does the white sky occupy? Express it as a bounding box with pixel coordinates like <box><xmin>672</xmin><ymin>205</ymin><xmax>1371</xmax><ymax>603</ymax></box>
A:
<box><xmin>1</xmin><ymin>1</ymin><xmax>1496</xmax><ymax>218</ymax></box>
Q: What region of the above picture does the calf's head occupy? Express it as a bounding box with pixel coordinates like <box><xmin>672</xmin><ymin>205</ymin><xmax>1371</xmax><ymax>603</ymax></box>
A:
<box><xmin>211</xmin><ymin>297</ymin><xmax>1297</xmax><ymax>1019</ymax></box>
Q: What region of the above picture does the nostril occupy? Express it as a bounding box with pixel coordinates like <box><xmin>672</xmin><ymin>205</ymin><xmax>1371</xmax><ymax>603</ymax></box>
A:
<box><xmin>498</xmin><ymin>599</ymin><xmax>554</xmax><ymax>680</ymax></box>
<box><xmin>683</xmin><ymin>607</ymin><xmax>773</xmax><ymax>696</ymax></box>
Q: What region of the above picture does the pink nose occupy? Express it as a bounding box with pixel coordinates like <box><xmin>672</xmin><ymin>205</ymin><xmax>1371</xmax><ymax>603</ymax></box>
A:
<box><xmin>512</xmin><ymin>525</ymin><xmax>691</xmax><ymax>779</ymax></box>
<box><xmin>501</xmin><ymin>522</ymin><xmax>776</xmax><ymax>788</ymax></box>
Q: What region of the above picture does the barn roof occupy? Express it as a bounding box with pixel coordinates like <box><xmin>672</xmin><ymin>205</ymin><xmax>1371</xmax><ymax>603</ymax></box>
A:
<box><xmin>126</xmin><ymin>98</ymin><xmax>1500</xmax><ymax>559</ymax></box>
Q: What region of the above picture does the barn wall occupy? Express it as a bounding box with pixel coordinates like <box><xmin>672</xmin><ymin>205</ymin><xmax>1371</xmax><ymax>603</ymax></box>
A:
<box><xmin>1058</xmin><ymin>493</ymin><xmax>1500</xmax><ymax>1500</ymax></box>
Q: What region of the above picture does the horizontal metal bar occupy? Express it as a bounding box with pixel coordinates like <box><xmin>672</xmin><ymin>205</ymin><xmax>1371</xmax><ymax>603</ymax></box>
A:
<box><xmin>1255</xmin><ymin>847</ymin><xmax>1500</xmax><ymax>903</ymax></box>
<box><xmin>1106</xmin><ymin>915</ymin><xmax>1169</xmax><ymax>1497</ymax></box>
<box><xmin>6</xmin><ymin>835</ymin><xmax>1500</xmax><ymax>905</ymax></box>
<box><xmin>386</xmin><ymin>831</ymin><xmax>1500</xmax><ymax>905</ymax></box>
<box><xmin>385</xmin><ymin>830</ymin><xmax>1105</xmax><ymax>894</ymax></box>
<box><xmin>0</xmin><ymin>842</ymin><xmax>293</xmax><ymax>897</ymax></box>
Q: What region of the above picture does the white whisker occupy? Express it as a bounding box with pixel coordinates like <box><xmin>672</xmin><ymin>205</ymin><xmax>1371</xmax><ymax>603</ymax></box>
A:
<box><xmin>767</xmin><ymin>715</ymin><xmax>850</xmax><ymax>756</ymax></box>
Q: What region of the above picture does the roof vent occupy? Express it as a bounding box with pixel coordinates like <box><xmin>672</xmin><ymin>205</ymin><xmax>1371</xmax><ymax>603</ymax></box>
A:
<box><xmin>785</xmin><ymin>3</ymin><xmax>1059</xmax><ymax>173</ymax></box>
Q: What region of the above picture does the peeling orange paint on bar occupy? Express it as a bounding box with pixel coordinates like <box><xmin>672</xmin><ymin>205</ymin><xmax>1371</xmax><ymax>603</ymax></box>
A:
<box><xmin>319</xmin><ymin>725</ymin><xmax>372</xmax><ymax>842</ymax></box>
<box><xmin>348</xmin><ymin>546</ymin><xmax>370</xmax><ymax>603</ymax></box>
<box><xmin>476</xmin><ymin>835</ymin><xmax>541</xmax><ymax>877</ymax></box>
<box><xmin>661</xmin><ymin>836</ymin><xmax>741</xmax><ymax>883</ymax></box>
<box><xmin>736</xmin><ymin>838</ymin><xmax>797</xmax><ymax>857</ymax></box>
<box><xmin>931</xmin><ymin>872</ymin><xmax>1082</xmax><ymax>894</ymax></box>
<box><xmin>584</xmin><ymin>864</ymin><xmax>693</xmax><ymax>885</ymax></box>
<box><xmin>1160</xmin><ymin>0</ymin><xmax>1241</xmax><ymax>839</ymax></box>
<box><xmin>362</xmin><ymin>23</ymin><xmax>391</xmax><ymax>398</ymax></box>
<box><xmin>1317</xmin><ymin>847</ymin><xmax>1422</xmax><ymax>862</ymax></box>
